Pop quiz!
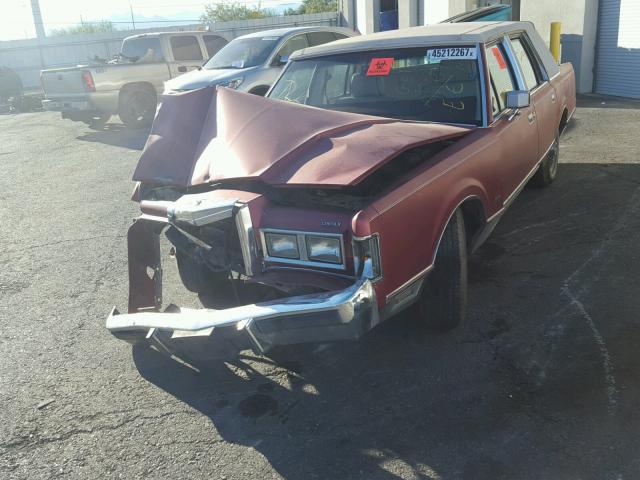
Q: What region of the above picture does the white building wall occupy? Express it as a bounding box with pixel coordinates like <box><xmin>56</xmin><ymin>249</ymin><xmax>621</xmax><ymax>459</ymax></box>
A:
<box><xmin>423</xmin><ymin>0</ymin><xmax>452</xmax><ymax>24</ymax></box>
<box><xmin>520</xmin><ymin>0</ymin><xmax>598</xmax><ymax>93</ymax></box>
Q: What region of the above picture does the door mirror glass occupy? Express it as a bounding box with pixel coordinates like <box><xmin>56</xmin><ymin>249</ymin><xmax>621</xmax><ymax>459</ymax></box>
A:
<box><xmin>506</xmin><ymin>90</ymin><xmax>530</xmax><ymax>109</ymax></box>
<box><xmin>277</xmin><ymin>55</ymin><xmax>289</xmax><ymax>66</ymax></box>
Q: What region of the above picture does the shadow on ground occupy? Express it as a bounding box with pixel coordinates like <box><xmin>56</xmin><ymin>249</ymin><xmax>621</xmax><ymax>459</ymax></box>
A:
<box><xmin>132</xmin><ymin>162</ymin><xmax>640</xmax><ymax>479</ymax></box>
<box><xmin>76</xmin><ymin>122</ymin><xmax>150</xmax><ymax>150</ymax></box>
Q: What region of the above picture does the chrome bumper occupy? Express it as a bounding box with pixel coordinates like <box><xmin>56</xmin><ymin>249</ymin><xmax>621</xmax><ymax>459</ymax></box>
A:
<box><xmin>106</xmin><ymin>260</ymin><xmax>379</xmax><ymax>354</ymax></box>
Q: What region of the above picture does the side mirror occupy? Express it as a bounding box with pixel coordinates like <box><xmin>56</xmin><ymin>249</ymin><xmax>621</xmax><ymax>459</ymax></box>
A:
<box><xmin>276</xmin><ymin>55</ymin><xmax>289</xmax><ymax>66</ymax></box>
<box><xmin>506</xmin><ymin>90</ymin><xmax>530</xmax><ymax>109</ymax></box>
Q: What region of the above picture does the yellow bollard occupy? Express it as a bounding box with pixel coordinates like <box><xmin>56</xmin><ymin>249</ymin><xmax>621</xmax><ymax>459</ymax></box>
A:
<box><xmin>550</xmin><ymin>22</ymin><xmax>561</xmax><ymax>64</ymax></box>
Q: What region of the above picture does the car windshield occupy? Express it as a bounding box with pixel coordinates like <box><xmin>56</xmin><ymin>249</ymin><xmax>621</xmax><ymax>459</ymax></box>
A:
<box><xmin>121</xmin><ymin>37</ymin><xmax>164</xmax><ymax>63</ymax></box>
<box><xmin>204</xmin><ymin>36</ymin><xmax>280</xmax><ymax>70</ymax></box>
<box><xmin>269</xmin><ymin>46</ymin><xmax>483</xmax><ymax>125</ymax></box>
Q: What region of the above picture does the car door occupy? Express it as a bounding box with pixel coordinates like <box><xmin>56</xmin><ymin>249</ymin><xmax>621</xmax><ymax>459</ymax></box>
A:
<box><xmin>485</xmin><ymin>40</ymin><xmax>540</xmax><ymax>204</ymax></box>
<box><xmin>508</xmin><ymin>34</ymin><xmax>558</xmax><ymax>157</ymax></box>
<box><xmin>167</xmin><ymin>34</ymin><xmax>206</xmax><ymax>77</ymax></box>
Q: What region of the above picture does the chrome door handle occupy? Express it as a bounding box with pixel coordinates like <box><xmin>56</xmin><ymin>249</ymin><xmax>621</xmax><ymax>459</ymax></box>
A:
<box><xmin>528</xmin><ymin>112</ymin><xmax>536</xmax><ymax>123</ymax></box>
<box><xmin>551</xmin><ymin>93</ymin><xmax>556</xmax><ymax>102</ymax></box>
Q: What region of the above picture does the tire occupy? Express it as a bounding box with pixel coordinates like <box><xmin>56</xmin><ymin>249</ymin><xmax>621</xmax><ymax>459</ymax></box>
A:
<box><xmin>529</xmin><ymin>133</ymin><xmax>559</xmax><ymax>188</ymax></box>
<box><xmin>417</xmin><ymin>209</ymin><xmax>468</xmax><ymax>331</ymax></box>
<box><xmin>176</xmin><ymin>250</ymin><xmax>228</xmax><ymax>294</ymax></box>
<box><xmin>88</xmin><ymin>114</ymin><xmax>111</xmax><ymax>130</ymax></box>
<box><xmin>119</xmin><ymin>87</ymin><xmax>156</xmax><ymax>129</ymax></box>
<box><xmin>10</xmin><ymin>85</ymin><xmax>23</xmax><ymax>113</ymax></box>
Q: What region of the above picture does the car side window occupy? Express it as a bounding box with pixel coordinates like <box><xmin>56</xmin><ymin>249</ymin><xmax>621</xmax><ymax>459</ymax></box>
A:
<box><xmin>307</xmin><ymin>31</ymin><xmax>337</xmax><ymax>47</ymax></box>
<box><xmin>170</xmin><ymin>35</ymin><xmax>203</xmax><ymax>61</ymax></box>
<box><xmin>332</xmin><ymin>33</ymin><xmax>349</xmax><ymax>40</ymax></box>
<box><xmin>276</xmin><ymin>34</ymin><xmax>309</xmax><ymax>61</ymax></box>
<box><xmin>485</xmin><ymin>43</ymin><xmax>515</xmax><ymax>116</ymax></box>
<box><xmin>203</xmin><ymin>35</ymin><xmax>227</xmax><ymax>58</ymax></box>
<box><xmin>510</xmin><ymin>37</ymin><xmax>540</xmax><ymax>90</ymax></box>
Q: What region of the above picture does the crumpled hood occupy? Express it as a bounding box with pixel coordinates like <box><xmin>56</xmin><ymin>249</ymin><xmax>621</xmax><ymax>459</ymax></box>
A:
<box><xmin>133</xmin><ymin>87</ymin><xmax>474</xmax><ymax>188</ymax></box>
<box><xmin>165</xmin><ymin>67</ymin><xmax>256</xmax><ymax>91</ymax></box>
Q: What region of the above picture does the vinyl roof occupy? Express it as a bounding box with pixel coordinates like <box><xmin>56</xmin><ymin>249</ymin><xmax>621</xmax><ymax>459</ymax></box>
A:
<box><xmin>293</xmin><ymin>21</ymin><xmax>534</xmax><ymax>57</ymax></box>
<box><xmin>291</xmin><ymin>21</ymin><xmax>559</xmax><ymax>78</ymax></box>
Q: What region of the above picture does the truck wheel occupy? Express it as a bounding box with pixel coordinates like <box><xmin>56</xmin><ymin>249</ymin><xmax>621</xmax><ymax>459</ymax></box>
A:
<box><xmin>530</xmin><ymin>133</ymin><xmax>559</xmax><ymax>187</ymax></box>
<box><xmin>88</xmin><ymin>114</ymin><xmax>111</xmax><ymax>130</ymax></box>
<box><xmin>176</xmin><ymin>250</ymin><xmax>228</xmax><ymax>294</ymax></box>
<box><xmin>119</xmin><ymin>88</ymin><xmax>156</xmax><ymax>129</ymax></box>
<box><xmin>417</xmin><ymin>209</ymin><xmax>468</xmax><ymax>331</ymax></box>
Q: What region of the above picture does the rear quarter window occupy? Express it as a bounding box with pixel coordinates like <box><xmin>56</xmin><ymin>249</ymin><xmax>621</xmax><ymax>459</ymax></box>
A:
<box><xmin>170</xmin><ymin>35</ymin><xmax>203</xmax><ymax>61</ymax></box>
<box><xmin>203</xmin><ymin>35</ymin><xmax>227</xmax><ymax>58</ymax></box>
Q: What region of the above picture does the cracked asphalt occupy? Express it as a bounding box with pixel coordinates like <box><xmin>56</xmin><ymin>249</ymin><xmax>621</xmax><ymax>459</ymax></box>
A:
<box><xmin>1</xmin><ymin>95</ymin><xmax>640</xmax><ymax>479</ymax></box>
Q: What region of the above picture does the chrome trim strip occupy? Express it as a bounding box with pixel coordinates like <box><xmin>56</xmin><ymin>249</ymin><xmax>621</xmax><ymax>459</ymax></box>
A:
<box><xmin>476</xmin><ymin>41</ymin><xmax>489</xmax><ymax>127</ymax></box>
<box><xmin>259</xmin><ymin>228</ymin><xmax>347</xmax><ymax>271</ymax></box>
<box><xmin>502</xmin><ymin>35</ymin><xmax>527</xmax><ymax>91</ymax></box>
<box><xmin>385</xmin><ymin>264</ymin><xmax>434</xmax><ymax>303</ymax></box>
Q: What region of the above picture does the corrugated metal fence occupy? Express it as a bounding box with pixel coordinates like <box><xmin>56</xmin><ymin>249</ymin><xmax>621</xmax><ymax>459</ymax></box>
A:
<box><xmin>0</xmin><ymin>12</ymin><xmax>339</xmax><ymax>89</ymax></box>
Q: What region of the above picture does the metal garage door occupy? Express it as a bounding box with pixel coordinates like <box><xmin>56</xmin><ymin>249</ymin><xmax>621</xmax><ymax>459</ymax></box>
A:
<box><xmin>595</xmin><ymin>0</ymin><xmax>640</xmax><ymax>98</ymax></box>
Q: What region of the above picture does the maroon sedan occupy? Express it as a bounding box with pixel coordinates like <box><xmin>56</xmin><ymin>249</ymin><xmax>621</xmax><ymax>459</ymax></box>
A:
<box><xmin>107</xmin><ymin>21</ymin><xmax>576</xmax><ymax>357</ymax></box>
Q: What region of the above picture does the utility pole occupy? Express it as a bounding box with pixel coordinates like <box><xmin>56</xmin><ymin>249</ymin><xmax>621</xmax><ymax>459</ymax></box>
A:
<box><xmin>31</xmin><ymin>0</ymin><xmax>46</xmax><ymax>39</ymax></box>
<box><xmin>130</xmin><ymin>3</ymin><xmax>136</xmax><ymax>30</ymax></box>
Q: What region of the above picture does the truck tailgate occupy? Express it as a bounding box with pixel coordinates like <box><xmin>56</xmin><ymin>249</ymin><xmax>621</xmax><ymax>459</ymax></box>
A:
<box><xmin>41</xmin><ymin>67</ymin><xmax>86</xmax><ymax>97</ymax></box>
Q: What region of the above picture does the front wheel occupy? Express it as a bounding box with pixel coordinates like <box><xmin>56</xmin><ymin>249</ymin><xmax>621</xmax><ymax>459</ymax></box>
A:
<box><xmin>530</xmin><ymin>134</ymin><xmax>559</xmax><ymax>187</ymax></box>
<box><xmin>417</xmin><ymin>209</ymin><xmax>468</xmax><ymax>331</ymax></box>
<box><xmin>119</xmin><ymin>88</ymin><xmax>156</xmax><ymax>129</ymax></box>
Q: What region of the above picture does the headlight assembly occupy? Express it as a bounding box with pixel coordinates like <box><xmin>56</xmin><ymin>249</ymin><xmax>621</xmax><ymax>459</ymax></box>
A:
<box><xmin>225</xmin><ymin>77</ymin><xmax>244</xmax><ymax>89</ymax></box>
<box><xmin>261</xmin><ymin>230</ymin><xmax>345</xmax><ymax>268</ymax></box>
<box><xmin>265</xmin><ymin>232</ymin><xmax>299</xmax><ymax>259</ymax></box>
<box><xmin>306</xmin><ymin>236</ymin><xmax>342</xmax><ymax>264</ymax></box>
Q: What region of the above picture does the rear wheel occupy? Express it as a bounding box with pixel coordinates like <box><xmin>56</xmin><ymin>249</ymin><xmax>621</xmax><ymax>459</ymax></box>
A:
<box><xmin>88</xmin><ymin>114</ymin><xmax>111</xmax><ymax>129</ymax></box>
<box><xmin>530</xmin><ymin>133</ymin><xmax>559</xmax><ymax>187</ymax></box>
<box><xmin>417</xmin><ymin>209</ymin><xmax>468</xmax><ymax>331</ymax></box>
<box><xmin>119</xmin><ymin>87</ymin><xmax>156</xmax><ymax>129</ymax></box>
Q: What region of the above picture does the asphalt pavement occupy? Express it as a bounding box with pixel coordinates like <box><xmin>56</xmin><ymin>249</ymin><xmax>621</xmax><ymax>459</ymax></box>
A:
<box><xmin>1</xmin><ymin>96</ymin><xmax>640</xmax><ymax>479</ymax></box>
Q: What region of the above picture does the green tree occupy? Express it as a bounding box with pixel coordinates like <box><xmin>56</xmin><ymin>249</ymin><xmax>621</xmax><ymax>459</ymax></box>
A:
<box><xmin>201</xmin><ymin>1</ymin><xmax>274</xmax><ymax>23</ymax></box>
<box><xmin>50</xmin><ymin>20</ymin><xmax>115</xmax><ymax>36</ymax></box>
<box><xmin>285</xmin><ymin>0</ymin><xmax>337</xmax><ymax>15</ymax></box>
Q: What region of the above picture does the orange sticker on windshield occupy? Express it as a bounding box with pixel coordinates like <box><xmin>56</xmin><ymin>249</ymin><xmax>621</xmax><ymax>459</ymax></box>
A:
<box><xmin>491</xmin><ymin>47</ymin><xmax>507</xmax><ymax>70</ymax></box>
<box><xmin>367</xmin><ymin>57</ymin><xmax>394</xmax><ymax>76</ymax></box>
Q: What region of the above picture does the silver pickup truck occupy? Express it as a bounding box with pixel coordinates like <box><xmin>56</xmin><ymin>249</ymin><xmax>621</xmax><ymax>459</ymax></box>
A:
<box><xmin>41</xmin><ymin>31</ymin><xmax>227</xmax><ymax>128</ymax></box>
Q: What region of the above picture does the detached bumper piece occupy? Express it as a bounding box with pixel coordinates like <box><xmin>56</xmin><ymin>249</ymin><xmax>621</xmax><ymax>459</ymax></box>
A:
<box><xmin>107</xmin><ymin>275</ymin><xmax>378</xmax><ymax>355</ymax></box>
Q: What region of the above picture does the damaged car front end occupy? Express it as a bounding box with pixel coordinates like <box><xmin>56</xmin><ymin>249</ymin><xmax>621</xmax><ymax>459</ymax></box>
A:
<box><xmin>107</xmin><ymin>82</ymin><xmax>473</xmax><ymax>357</ymax></box>
<box><xmin>107</xmin><ymin>191</ymin><xmax>381</xmax><ymax>354</ymax></box>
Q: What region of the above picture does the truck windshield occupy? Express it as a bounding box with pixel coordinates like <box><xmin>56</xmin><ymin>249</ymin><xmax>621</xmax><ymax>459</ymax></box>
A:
<box><xmin>269</xmin><ymin>47</ymin><xmax>483</xmax><ymax>125</ymax></box>
<box><xmin>121</xmin><ymin>37</ymin><xmax>163</xmax><ymax>63</ymax></box>
<box><xmin>204</xmin><ymin>37</ymin><xmax>280</xmax><ymax>70</ymax></box>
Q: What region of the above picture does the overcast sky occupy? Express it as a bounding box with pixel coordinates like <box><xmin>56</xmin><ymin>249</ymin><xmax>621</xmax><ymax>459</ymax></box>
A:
<box><xmin>1</xmin><ymin>0</ymin><xmax>302</xmax><ymax>40</ymax></box>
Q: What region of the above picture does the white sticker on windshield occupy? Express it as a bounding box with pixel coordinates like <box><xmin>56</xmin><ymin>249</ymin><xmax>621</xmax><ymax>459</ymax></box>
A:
<box><xmin>426</xmin><ymin>47</ymin><xmax>477</xmax><ymax>61</ymax></box>
<box><xmin>231</xmin><ymin>60</ymin><xmax>245</xmax><ymax>68</ymax></box>
<box><xmin>261</xmin><ymin>36</ymin><xmax>279</xmax><ymax>41</ymax></box>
